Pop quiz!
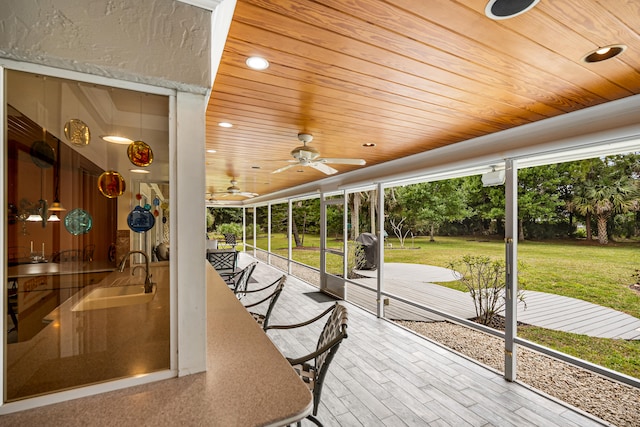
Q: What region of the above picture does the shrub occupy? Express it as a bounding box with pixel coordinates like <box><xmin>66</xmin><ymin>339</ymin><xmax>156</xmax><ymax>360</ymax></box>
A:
<box><xmin>216</xmin><ymin>223</ymin><xmax>242</xmax><ymax>237</ymax></box>
<box><xmin>448</xmin><ymin>255</ymin><xmax>525</xmax><ymax>326</ymax></box>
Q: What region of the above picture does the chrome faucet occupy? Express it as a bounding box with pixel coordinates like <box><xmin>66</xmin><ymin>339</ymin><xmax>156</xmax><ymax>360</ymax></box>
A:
<box><xmin>118</xmin><ymin>250</ymin><xmax>153</xmax><ymax>293</ymax></box>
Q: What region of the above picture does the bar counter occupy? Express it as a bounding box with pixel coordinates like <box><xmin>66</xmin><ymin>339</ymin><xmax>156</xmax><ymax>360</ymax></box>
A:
<box><xmin>0</xmin><ymin>262</ymin><xmax>312</xmax><ymax>426</ymax></box>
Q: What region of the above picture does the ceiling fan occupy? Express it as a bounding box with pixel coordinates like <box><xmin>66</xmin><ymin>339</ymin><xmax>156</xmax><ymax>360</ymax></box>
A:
<box><xmin>206</xmin><ymin>179</ymin><xmax>258</xmax><ymax>200</ymax></box>
<box><xmin>272</xmin><ymin>133</ymin><xmax>366</xmax><ymax>175</ymax></box>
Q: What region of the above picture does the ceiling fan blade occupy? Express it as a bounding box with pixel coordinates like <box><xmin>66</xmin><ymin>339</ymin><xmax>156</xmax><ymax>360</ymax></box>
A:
<box><xmin>272</xmin><ymin>164</ymin><xmax>297</xmax><ymax>174</ymax></box>
<box><xmin>309</xmin><ymin>162</ymin><xmax>338</xmax><ymax>175</ymax></box>
<box><xmin>239</xmin><ymin>192</ymin><xmax>258</xmax><ymax>198</ymax></box>
<box><xmin>318</xmin><ymin>157</ymin><xmax>366</xmax><ymax>165</ymax></box>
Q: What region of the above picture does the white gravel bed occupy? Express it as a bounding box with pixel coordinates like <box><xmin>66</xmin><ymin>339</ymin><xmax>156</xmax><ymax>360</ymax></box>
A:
<box><xmin>396</xmin><ymin>320</ymin><xmax>640</xmax><ymax>427</ymax></box>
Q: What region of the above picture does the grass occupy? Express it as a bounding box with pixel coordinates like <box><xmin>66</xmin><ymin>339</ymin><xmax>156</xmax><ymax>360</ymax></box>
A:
<box><xmin>252</xmin><ymin>233</ymin><xmax>640</xmax><ymax>378</ymax></box>
<box><xmin>518</xmin><ymin>327</ymin><xmax>640</xmax><ymax>379</ymax></box>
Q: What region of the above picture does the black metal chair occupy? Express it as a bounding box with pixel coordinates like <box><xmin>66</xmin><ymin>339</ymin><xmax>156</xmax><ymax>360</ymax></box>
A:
<box><xmin>242</xmin><ymin>275</ymin><xmax>286</xmax><ymax>330</ymax></box>
<box><xmin>267</xmin><ymin>302</ymin><xmax>348</xmax><ymax>426</ymax></box>
<box><xmin>207</xmin><ymin>249</ymin><xmax>239</xmax><ymax>279</ymax></box>
<box><xmin>219</xmin><ymin>233</ymin><xmax>237</xmax><ymax>249</ymax></box>
<box><xmin>225</xmin><ymin>261</ymin><xmax>258</xmax><ymax>299</ymax></box>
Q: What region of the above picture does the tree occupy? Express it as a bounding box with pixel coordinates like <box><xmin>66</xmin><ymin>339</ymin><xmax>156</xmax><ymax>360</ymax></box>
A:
<box><xmin>395</xmin><ymin>179</ymin><xmax>471</xmax><ymax>242</ymax></box>
<box><xmin>291</xmin><ymin>199</ymin><xmax>320</xmax><ymax>247</ymax></box>
<box><xmin>517</xmin><ymin>165</ymin><xmax>564</xmax><ymax>240</ymax></box>
<box><xmin>573</xmin><ymin>177</ymin><xmax>638</xmax><ymax>244</ymax></box>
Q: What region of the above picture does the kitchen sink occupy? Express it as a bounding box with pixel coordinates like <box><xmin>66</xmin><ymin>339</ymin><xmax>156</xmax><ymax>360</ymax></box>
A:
<box><xmin>72</xmin><ymin>284</ymin><xmax>156</xmax><ymax>311</ymax></box>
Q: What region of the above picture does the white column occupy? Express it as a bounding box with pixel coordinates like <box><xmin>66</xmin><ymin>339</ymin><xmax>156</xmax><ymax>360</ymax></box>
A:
<box><xmin>287</xmin><ymin>200</ymin><xmax>292</xmax><ymax>275</ymax></box>
<box><xmin>504</xmin><ymin>159</ymin><xmax>518</xmax><ymax>381</ymax></box>
<box><xmin>376</xmin><ymin>183</ymin><xmax>385</xmax><ymax>318</ymax></box>
<box><xmin>176</xmin><ymin>91</ymin><xmax>207</xmax><ymax>375</ymax></box>
<box><xmin>267</xmin><ymin>203</ymin><xmax>272</xmax><ymax>264</ymax></box>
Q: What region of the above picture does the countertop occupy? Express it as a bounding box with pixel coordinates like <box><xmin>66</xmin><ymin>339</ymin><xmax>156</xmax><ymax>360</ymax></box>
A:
<box><xmin>0</xmin><ymin>262</ymin><xmax>312</xmax><ymax>426</ymax></box>
<box><xmin>7</xmin><ymin>260</ymin><xmax>117</xmax><ymax>278</ymax></box>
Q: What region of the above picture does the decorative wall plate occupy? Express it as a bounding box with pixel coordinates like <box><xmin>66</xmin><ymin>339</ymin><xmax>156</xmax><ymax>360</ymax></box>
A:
<box><xmin>64</xmin><ymin>119</ymin><xmax>91</xmax><ymax>146</ymax></box>
<box><xmin>64</xmin><ymin>208</ymin><xmax>93</xmax><ymax>235</ymax></box>
<box><xmin>127</xmin><ymin>205</ymin><xmax>155</xmax><ymax>233</ymax></box>
<box><xmin>30</xmin><ymin>140</ymin><xmax>55</xmax><ymax>168</ymax></box>
<box><xmin>98</xmin><ymin>170</ymin><xmax>126</xmax><ymax>198</ymax></box>
<box><xmin>127</xmin><ymin>140</ymin><xmax>153</xmax><ymax>167</ymax></box>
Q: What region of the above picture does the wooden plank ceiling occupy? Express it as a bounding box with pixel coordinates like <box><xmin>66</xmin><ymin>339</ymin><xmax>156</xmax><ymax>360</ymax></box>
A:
<box><xmin>205</xmin><ymin>0</ymin><xmax>640</xmax><ymax>202</ymax></box>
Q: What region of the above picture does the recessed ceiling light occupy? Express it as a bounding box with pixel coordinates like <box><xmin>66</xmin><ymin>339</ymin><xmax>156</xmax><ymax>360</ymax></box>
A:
<box><xmin>218</xmin><ymin>122</ymin><xmax>233</xmax><ymax>128</ymax></box>
<box><xmin>207</xmin><ymin>149</ymin><xmax>217</xmax><ymax>153</ymax></box>
<box><xmin>246</xmin><ymin>56</ymin><xmax>269</xmax><ymax>70</ymax></box>
<box><xmin>485</xmin><ymin>0</ymin><xmax>539</xmax><ymax>20</ymax></box>
<box><xmin>363</xmin><ymin>142</ymin><xmax>376</xmax><ymax>147</ymax></box>
<box><xmin>101</xmin><ymin>135</ymin><xmax>133</xmax><ymax>144</ymax></box>
<box><xmin>582</xmin><ymin>45</ymin><xmax>627</xmax><ymax>63</ymax></box>
<box><xmin>297</xmin><ymin>169</ymin><xmax>304</xmax><ymax>173</ymax></box>
<box><xmin>130</xmin><ymin>169</ymin><xmax>150</xmax><ymax>174</ymax></box>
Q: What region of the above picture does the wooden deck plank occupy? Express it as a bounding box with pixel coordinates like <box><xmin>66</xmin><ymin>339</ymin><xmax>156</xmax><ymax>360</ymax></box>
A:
<box><xmin>348</xmin><ymin>263</ymin><xmax>640</xmax><ymax>340</ymax></box>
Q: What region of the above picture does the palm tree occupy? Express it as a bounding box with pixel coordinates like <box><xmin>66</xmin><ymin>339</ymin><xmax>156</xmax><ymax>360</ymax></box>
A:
<box><xmin>571</xmin><ymin>177</ymin><xmax>638</xmax><ymax>244</ymax></box>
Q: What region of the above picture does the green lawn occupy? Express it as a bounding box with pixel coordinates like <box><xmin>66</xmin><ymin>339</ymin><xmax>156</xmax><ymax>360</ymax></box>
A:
<box><xmin>252</xmin><ymin>233</ymin><xmax>640</xmax><ymax>378</ymax></box>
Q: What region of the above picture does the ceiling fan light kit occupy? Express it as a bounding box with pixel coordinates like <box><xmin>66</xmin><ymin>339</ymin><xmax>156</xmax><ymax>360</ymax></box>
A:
<box><xmin>207</xmin><ymin>179</ymin><xmax>258</xmax><ymax>200</ymax></box>
<box><xmin>271</xmin><ymin>133</ymin><xmax>366</xmax><ymax>175</ymax></box>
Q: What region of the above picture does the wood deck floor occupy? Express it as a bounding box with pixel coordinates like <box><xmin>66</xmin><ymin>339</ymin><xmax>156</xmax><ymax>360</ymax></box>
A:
<box><xmin>243</xmin><ymin>256</ymin><xmax>607</xmax><ymax>427</ymax></box>
<box><xmin>350</xmin><ymin>263</ymin><xmax>640</xmax><ymax>339</ymax></box>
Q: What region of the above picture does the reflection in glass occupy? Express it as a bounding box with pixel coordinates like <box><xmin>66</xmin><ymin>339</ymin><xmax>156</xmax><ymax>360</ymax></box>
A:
<box><xmin>5</xmin><ymin>70</ymin><xmax>170</xmax><ymax>402</ymax></box>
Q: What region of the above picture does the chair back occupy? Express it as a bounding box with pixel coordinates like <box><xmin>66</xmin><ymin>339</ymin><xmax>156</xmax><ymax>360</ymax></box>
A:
<box><xmin>207</xmin><ymin>250</ymin><xmax>237</xmax><ymax>272</ymax></box>
<box><xmin>223</xmin><ymin>233</ymin><xmax>237</xmax><ymax>248</ymax></box>
<box><xmin>315</xmin><ymin>303</ymin><xmax>348</xmax><ymax>380</ymax></box>
<box><xmin>261</xmin><ymin>276</ymin><xmax>286</xmax><ymax>329</ymax></box>
<box><xmin>311</xmin><ymin>303</ymin><xmax>348</xmax><ymax>416</ymax></box>
<box><xmin>233</xmin><ymin>261</ymin><xmax>258</xmax><ymax>298</ymax></box>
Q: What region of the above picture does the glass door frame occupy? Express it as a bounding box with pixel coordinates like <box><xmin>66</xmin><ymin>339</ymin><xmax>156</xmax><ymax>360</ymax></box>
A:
<box><xmin>319</xmin><ymin>192</ymin><xmax>348</xmax><ymax>299</ymax></box>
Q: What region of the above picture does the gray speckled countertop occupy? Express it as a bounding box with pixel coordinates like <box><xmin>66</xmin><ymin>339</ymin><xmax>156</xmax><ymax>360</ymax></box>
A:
<box><xmin>0</xmin><ymin>262</ymin><xmax>312</xmax><ymax>426</ymax></box>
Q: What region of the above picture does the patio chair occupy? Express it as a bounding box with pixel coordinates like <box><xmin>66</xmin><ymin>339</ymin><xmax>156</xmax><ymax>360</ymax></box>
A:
<box><xmin>266</xmin><ymin>302</ymin><xmax>348</xmax><ymax>426</ymax></box>
<box><xmin>207</xmin><ymin>249</ymin><xmax>239</xmax><ymax>277</ymax></box>
<box><xmin>226</xmin><ymin>261</ymin><xmax>258</xmax><ymax>299</ymax></box>
<box><xmin>242</xmin><ymin>275</ymin><xmax>286</xmax><ymax>330</ymax></box>
<box><xmin>219</xmin><ymin>233</ymin><xmax>237</xmax><ymax>249</ymax></box>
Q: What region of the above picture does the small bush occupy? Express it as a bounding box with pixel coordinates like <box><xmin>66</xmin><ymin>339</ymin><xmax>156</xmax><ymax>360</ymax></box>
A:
<box><xmin>216</xmin><ymin>223</ymin><xmax>242</xmax><ymax>237</ymax></box>
<box><xmin>448</xmin><ymin>255</ymin><xmax>525</xmax><ymax>326</ymax></box>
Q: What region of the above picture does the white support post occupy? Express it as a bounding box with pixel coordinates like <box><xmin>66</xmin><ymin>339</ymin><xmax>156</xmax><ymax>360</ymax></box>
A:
<box><xmin>267</xmin><ymin>203</ymin><xmax>271</xmax><ymax>264</ymax></box>
<box><xmin>319</xmin><ymin>193</ymin><xmax>326</xmax><ymax>291</ymax></box>
<box><xmin>287</xmin><ymin>200</ymin><xmax>292</xmax><ymax>275</ymax></box>
<box><xmin>252</xmin><ymin>208</ymin><xmax>257</xmax><ymax>258</ymax></box>
<box><xmin>376</xmin><ymin>183</ymin><xmax>385</xmax><ymax>318</ymax></box>
<box><xmin>504</xmin><ymin>158</ymin><xmax>518</xmax><ymax>381</ymax></box>
<box><xmin>343</xmin><ymin>190</ymin><xmax>349</xmax><ymax>301</ymax></box>
<box><xmin>242</xmin><ymin>207</ymin><xmax>246</xmax><ymax>252</ymax></box>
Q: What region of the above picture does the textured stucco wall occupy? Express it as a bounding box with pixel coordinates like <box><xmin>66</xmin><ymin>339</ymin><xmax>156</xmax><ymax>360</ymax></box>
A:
<box><xmin>0</xmin><ymin>0</ymin><xmax>212</xmax><ymax>93</ymax></box>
